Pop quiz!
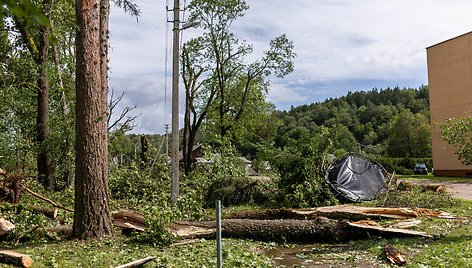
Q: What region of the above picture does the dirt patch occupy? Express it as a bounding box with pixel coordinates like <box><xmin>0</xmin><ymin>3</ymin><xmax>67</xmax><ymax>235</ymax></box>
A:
<box><xmin>405</xmin><ymin>180</ymin><xmax>472</xmax><ymax>201</ymax></box>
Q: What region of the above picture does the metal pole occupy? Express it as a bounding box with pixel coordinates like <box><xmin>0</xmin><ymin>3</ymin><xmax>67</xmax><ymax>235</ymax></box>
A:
<box><xmin>165</xmin><ymin>124</ymin><xmax>169</xmax><ymax>166</ymax></box>
<box><xmin>171</xmin><ymin>0</ymin><xmax>180</xmax><ymax>204</ymax></box>
<box><xmin>216</xmin><ymin>200</ymin><xmax>222</xmax><ymax>268</ymax></box>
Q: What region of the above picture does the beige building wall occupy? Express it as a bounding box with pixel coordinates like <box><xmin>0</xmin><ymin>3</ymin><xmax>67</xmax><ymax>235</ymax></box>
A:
<box><xmin>426</xmin><ymin>31</ymin><xmax>472</xmax><ymax>176</ymax></box>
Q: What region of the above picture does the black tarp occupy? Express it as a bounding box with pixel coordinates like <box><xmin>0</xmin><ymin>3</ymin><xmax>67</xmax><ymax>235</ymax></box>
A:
<box><xmin>325</xmin><ymin>154</ymin><xmax>388</xmax><ymax>202</ymax></box>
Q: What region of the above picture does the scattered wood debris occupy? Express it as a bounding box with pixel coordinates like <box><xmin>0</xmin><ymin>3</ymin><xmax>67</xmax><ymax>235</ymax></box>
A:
<box><xmin>0</xmin><ymin>250</ymin><xmax>33</xmax><ymax>268</ymax></box>
<box><xmin>386</xmin><ymin>219</ymin><xmax>422</xmax><ymax>229</ymax></box>
<box><xmin>397</xmin><ymin>181</ymin><xmax>444</xmax><ymax>194</ymax></box>
<box><xmin>114</xmin><ymin>256</ymin><xmax>156</xmax><ymax>268</ymax></box>
<box><xmin>384</xmin><ymin>243</ymin><xmax>407</xmax><ymax>265</ymax></box>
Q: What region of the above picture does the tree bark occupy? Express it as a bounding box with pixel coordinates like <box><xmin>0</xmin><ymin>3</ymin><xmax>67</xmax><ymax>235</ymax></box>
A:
<box><xmin>171</xmin><ymin>218</ymin><xmax>431</xmax><ymax>242</ymax></box>
<box><xmin>13</xmin><ymin>0</ymin><xmax>53</xmax><ymax>189</ymax></box>
<box><xmin>36</xmin><ymin>16</ymin><xmax>52</xmax><ymax>188</ymax></box>
<box><xmin>74</xmin><ymin>0</ymin><xmax>113</xmax><ymax>239</ymax></box>
<box><xmin>229</xmin><ymin>205</ymin><xmax>455</xmax><ymax>221</ymax></box>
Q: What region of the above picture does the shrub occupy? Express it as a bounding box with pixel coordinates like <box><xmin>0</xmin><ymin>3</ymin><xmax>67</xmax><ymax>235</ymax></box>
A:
<box><xmin>204</xmin><ymin>175</ymin><xmax>266</xmax><ymax>207</ymax></box>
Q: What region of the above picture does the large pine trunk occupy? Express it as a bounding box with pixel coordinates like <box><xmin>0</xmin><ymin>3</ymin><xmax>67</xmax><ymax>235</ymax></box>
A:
<box><xmin>73</xmin><ymin>0</ymin><xmax>113</xmax><ymax>239</ymax></box>
<box><xmin>171</xmin><ymin>217</ymin><xmax>431</xmax><ymax>242</ymax></box>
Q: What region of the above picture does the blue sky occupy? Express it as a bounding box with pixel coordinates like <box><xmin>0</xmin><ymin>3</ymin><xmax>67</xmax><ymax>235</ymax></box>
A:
<box><xmin>108</xmin><ymin>0</ymin><xmax>472</xmax><ymax>134</ymax></box>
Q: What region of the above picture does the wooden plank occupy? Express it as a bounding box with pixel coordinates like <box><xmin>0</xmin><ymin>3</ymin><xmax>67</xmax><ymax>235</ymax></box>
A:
<box><xmin>114</xmin><ymin>256</ymin><xmax>156</xmax><ymax>268</ymax></box>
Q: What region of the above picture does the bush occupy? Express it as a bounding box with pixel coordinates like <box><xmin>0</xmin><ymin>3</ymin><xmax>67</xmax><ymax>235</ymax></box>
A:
<box><xmin>374</xmin><ymin>184</ymin><xmax>459</xmax><ymax>209</ymax></box>
<box><xmin>204</xmin><ymin>175</ymin><xmax>266</xmax><ymax>207</ymax></box>
<box><xmin>378</xmin><ymin>157</ymin><xmax>433</xmax><ymax>174</ymax></box>
<box><xmin>268</xmin><ymin>128</ymin><xmax>338</xmax><ymax>207</ymax></box>
<box><xmin>281</xmin><ymin>176</ymin><xmax>337</xmax><ymax>208</ymax></box>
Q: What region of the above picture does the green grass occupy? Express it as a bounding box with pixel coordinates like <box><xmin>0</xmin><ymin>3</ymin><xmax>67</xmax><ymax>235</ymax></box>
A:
<box><xmin>2</xmin><ymin>237</ymin><xmax>273</xmax><ymax>267</ymax></box>
<box><xmin>396</xmin><ymin>174</ymin><xmax>472</xmax><ymax>182</ymax></box>
<box><xmin>2</xmin><ymin>173</ymin><xmax>472</xmax><ymax>267</ymax></box>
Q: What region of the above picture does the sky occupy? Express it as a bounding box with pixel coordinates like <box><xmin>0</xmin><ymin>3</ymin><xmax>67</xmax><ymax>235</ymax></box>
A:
<box><xmin>108</xmin><ymin>0</ymin><xmax>472</xmax><ymax>134</ymax></box>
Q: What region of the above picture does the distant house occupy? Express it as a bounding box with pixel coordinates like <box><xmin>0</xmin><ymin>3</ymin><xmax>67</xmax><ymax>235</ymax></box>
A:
<box><xmin>168</xmin><ymin>144</ymin><xmax>255</xmax><ymax>175</ymax></box>
<box><xmin>195</xmin><ymin>154</ymin><xmax>254</xmax><ymax>175</ymax></box>
<box><xmin>426</xmin><ymin>31</ymin><xmax>472</xmax><ymax>176</ymax></box>
<box><xmin>166</xmin><ymin>143</ymin><xmax>204</xmax><ymax>167</ymax></box>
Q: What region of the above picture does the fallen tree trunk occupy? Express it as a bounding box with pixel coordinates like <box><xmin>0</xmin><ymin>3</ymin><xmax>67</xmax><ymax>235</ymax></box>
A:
<box><xmin>230</xmin><ymin>205</ymin><xmax>455</xmax><ymax>220</ymax></box>
<box><xmin>171</xmin><ymin>217</ymin><xmax>431</xmax><ymax>242</ymax></box>
<box><xmin>0</xmin><ymin>250</ymin><xmax>33</xmax><ymax>268</ymax></box>
<box><xmin>25</xmin><ymin>205</ymin><xmax>58</xmax><ymax>219</ymax></box>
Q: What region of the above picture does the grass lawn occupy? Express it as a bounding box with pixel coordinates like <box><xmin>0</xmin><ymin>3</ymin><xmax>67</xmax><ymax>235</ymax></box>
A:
<box><xmin>2</xmin><ymin>197</ymin><xmax>471</xmax><ymax>267</ymax></box>
<box><xmin>396</xmin><ymin>173</ymin><xmax>472</xmax><ymax>183</ymax></box>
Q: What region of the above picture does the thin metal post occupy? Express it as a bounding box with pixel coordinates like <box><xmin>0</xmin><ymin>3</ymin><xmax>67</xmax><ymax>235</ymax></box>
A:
<box><xmin>216</xmin><ymin>200</ymin><xmax>222</xmax><ymax>268</ymax></box>
<box><xmin>171</xmin><ymin>0</ymin><xmax>180</xmax><ymax>204</ymax></box>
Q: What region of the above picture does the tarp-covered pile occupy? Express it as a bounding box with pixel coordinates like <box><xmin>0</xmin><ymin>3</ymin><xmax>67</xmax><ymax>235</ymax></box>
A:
<box><xmin>325</xmin><ymin>153</ymin><xmax>389</xmax><ymax>202</ymax></box>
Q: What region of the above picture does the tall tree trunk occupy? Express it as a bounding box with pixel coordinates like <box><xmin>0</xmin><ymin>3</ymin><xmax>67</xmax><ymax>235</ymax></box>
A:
<box><xmin>36</xmin><ymin>29</ymin><xmax>52</xmax><ymax>188</ymax></box>
<box><xmin>73</xmin><ymin>0</ymin><xmax>113</xmax><ymax>239</ymax></box>
<box><xmin>13</xmin><ymin>0</ymin><xmax>54</xmax><ymax>189</ymax></box>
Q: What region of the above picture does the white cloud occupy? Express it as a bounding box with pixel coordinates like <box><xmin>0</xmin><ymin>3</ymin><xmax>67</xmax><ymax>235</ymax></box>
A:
<box><xmin>267</xmin><ymin>82</ymin><xmax>308</xmax><ymax>105</ymax></box>
<box><xmin>108</xmin><ymin>0</ymin><xmax>472</xmax><ymax>133</ymax></box>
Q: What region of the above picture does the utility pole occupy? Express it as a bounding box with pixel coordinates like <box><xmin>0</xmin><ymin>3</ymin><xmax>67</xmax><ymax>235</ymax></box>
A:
<box><xmin>165</xmin><ymin>124</ymin><xmax>169</xmax><ymax>166</ymax></box>
<box><xmin>171</xmin><ymin>0</ymin><xmax>180</xmax><ymax>204</ymax></box>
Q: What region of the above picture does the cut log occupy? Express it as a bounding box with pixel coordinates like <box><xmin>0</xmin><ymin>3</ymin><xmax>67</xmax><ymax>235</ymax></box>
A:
<box><xmin>114</xmin><ymin>256</ymin><xmax>157</xmax><ymax>268</ymax></box>
<box><xmin>0</xmin><ymin>250</ymin><xmax>33</xmax><ymax>268</ymax></box>
<box><xmin>113</xmin><ymin>210</ymin><xmax>145</xmax><ymax>224</ymax></box>
<box><xmin>171</xmin><ymin>217</ymin><xmax>431</xmax><ymax>242</ymax></box>
<box><xmin>229</xmin><ymin>205</ymin><xmax>455</xmax><ymax>221</ymax></box>
<box><xmin>0</xmin><ymin>216</ymin><xmax>15</xmax><ymax>236</ymax></box>
<box><xmin>112</xmin><ymin>210</ymin><xmax>147</xmax><ymax>231</ymax></box>
<box><xmin>113</xmin><ymin>218</ymin><xmax>147</xmax><ymax>232</ymax></box>
<box><xmin>35</xmin><ymin>224</ymin><xmax>72</xmax><ymax>234</ymax></box>
<box><xmin>385</xmin><ymin>243</ymin><xmax>407</xmax><ymax>265</ymax></box>
<box><xmin>0</xmin><ymin>168</ymin><xmax>5</xmax><ymax>175</ymax></box>
<box><xmin>25</xmin><ymin>205</ymin><xmax>58</xmax><ymax>219</ymax></box>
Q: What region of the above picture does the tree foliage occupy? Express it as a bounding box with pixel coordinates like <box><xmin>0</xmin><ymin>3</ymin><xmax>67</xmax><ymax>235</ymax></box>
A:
<box><xmin>181</xmin><ymin>0</ymin><xmax>295</xmax><ymax>173</ymax></box>
<box><xmin>273</xmin><ymin>86</ymin><xmax>431</xmax><ymax>159</ymax></box>
<box><xmin>387</xmin><ymin>109</ymin><xmax>431</xmax><ymax>158</ymax></box>
<box><xmin>437</xmin><ymin>112</ymin><xmax>472</xmax><ymax>165</ymax></box>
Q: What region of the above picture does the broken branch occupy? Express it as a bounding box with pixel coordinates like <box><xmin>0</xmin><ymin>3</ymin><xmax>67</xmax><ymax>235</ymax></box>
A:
<box><xmin>22</xmin><ymin>187</ymin><xmax>74</xmax><ymax>212</ymax></box>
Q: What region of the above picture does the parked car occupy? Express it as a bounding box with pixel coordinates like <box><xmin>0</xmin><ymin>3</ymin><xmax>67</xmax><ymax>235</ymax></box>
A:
<box><xmin>413</xmin><ymin>163</ymin><xmax>428</xmax><ymax>175</ymax></box>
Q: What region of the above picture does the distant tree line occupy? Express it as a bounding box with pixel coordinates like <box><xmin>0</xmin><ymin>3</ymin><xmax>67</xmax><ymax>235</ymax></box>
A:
<box><xmin>273</xmin><ymin>86</ymin><xmax>431</xmax><ymax>158</ymax></box>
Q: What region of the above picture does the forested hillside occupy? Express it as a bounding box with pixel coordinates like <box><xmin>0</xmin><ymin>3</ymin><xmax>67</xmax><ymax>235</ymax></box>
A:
<box><xmin>272</xmin><ymin>86</ymin><xmax>431</xmax><ymax>158</ymax></box>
